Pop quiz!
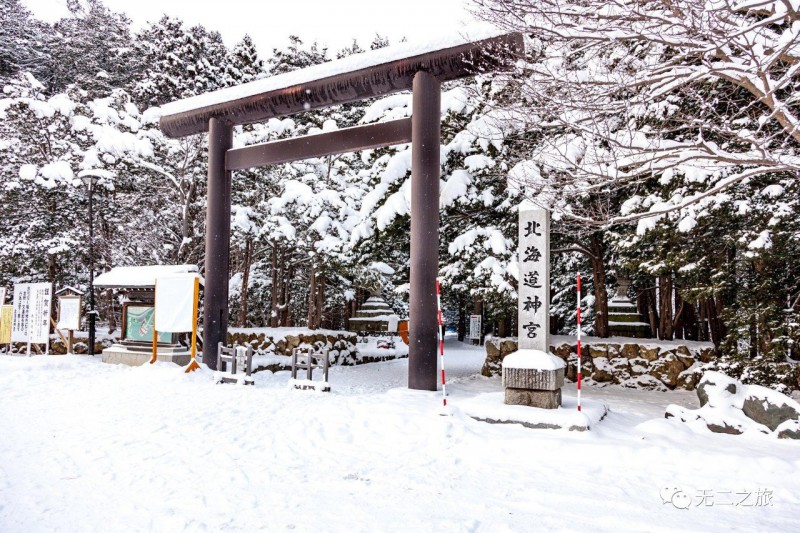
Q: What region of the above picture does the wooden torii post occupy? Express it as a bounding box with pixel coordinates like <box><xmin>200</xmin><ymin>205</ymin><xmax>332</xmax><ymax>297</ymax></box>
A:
<box><xmin>158</xmin><ymin>30</ymin><xmax>523</xmax><ymax>391</ymax></box>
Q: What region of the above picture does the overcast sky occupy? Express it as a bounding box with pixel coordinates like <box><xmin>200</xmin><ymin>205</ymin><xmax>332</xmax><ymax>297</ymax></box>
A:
<box><xmin>23</xmin><ymin>0</ymin><xmax>479</xmax><ymax>56</ymax></box>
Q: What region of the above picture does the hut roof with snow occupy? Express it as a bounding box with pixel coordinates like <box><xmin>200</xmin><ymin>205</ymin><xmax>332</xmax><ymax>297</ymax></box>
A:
<box><xmin>94</xmin><ymin>265</ymin><xmax>204</xmax><ymax>289</ymax></box>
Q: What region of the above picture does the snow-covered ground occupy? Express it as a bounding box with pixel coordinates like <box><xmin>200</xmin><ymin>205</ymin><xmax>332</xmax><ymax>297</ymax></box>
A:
<box><xmin>1</xmin><ymin>338</ymin><xmax>798</xmax><ymax>532</ymax></box>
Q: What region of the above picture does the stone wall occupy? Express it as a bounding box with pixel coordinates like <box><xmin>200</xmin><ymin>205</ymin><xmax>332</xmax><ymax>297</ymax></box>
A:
<box><xmin>3</xmin><ymin>329</ymin><xmax>378</xmax><ymax>370</ymax></box>
<box><xmin>483</xmin><ymin>337</ymin><xmax>717</xmax><ymax>391</ymax></box>
<box><xmin>2</xmin><ymin>337</ymin><xmax>113</xmax><ymax>355</ymax></box>
<box><xmin>227</xmin><ymin>330</ymin><xmax>359</xmax><ymax>366</ymax></box>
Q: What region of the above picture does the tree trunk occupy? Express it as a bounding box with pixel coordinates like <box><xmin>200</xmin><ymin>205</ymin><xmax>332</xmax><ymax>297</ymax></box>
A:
<box><xmin>282</xmin><ymin>262</ymin><xmax>293</xmax><ymax>327</ymax></box>
<box><xmin>106</xmin><ymin>289</ymin><xmax>117</xmax><ymax>334</ymax></box>
<box><xmin>681</xmin><ymin>300</ymin><xmax>699</xmax><ymax>341</ymax></box>
<box><xmin>715</xmin><ymin>295</ymin><xmax>726</xmax><ymax>344</ymax></box>
<box><xmin>270</xmin><ymin>244</ymin><xmax>279</xmax><ymax>328</ymax></box>
<box><xmin>673</xmin><ymin>288</ymin><xmax>684</xmax><ymax>340</ymax></box>
<box><xmin>698</xmin><ymin>299</ymin><xmax>707</xmax><ymax>341</ymax></box>
<box><xmin>279</xmin><ymin>248</ymin><xmax>288</xmax><ymax>326</ymax></box>
<box><xmin>590</xmin><ymin>233</ymin><xmax>609</xmax><ymax>338</ymax></box>
<box><xmin>457</xmin><ymin>294</ymin><xmax>466</xmax><ymax>341</ymax></box>
<box><xmin>239</xmin><ymin>237</ymin><xmax>252</xmax><ymax>327</ymax></box>
<box><xmin>307</xmin><ymin>263</ymin><xmax>317</xmax><ymax>329</ymax></box>
<box><xmin>707</xmin><ymin>296</ymin><xmax>724</xmax><ymax>347</ymax></box>
<box><xmin>646</xmin><ymin>287</ymin><xmax>659</xmax><ymax>338</ymax></box>
<box><xmin>658</xmin><ymin>274</ymin><xmax>674</xmax><ymax>340</ymax></box>
<box><xmin>316</xmin><ymin>272</ymin><xmax>325</xmax><ymax>329</ymax></box>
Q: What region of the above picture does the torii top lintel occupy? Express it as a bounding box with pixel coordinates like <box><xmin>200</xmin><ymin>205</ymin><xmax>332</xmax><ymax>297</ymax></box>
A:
<box><xmin>159</xmin><ymin>30</ymin><xmax>523</xmax><ymax>139</ymax></box>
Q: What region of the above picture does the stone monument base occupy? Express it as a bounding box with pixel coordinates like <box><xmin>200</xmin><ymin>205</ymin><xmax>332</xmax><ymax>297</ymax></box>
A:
<box><xmin>101</xmin><ymin>344</ymin><xmax>192</xmax><ymax>367</ymax></box>
<box><xmin>505</xmin><ymin>387</ymin><xmax>562</xmax><ymax>409</ymax></box>
<box><xmin>502</xmin><ymin>349</ymin><xmax>566</xmax><ymax>409</ymax></box>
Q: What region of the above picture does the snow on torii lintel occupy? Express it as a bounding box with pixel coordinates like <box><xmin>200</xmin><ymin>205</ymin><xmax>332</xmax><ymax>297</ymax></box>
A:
<box><xmin>159</xmin><ymin>26</ymin><xmax>523</xmax><ymax>138</ymax></box>
<box><xmin>94</xmin><ymin>264</ymin><xmax>204</xmax><ymax>289</ymax></box>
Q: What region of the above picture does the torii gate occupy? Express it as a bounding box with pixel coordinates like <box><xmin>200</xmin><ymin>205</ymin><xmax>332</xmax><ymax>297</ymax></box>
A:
<box><xmin>159</xmin><ymin>30</ymin><xmax>523</xmax><ymax>390</ymax></box>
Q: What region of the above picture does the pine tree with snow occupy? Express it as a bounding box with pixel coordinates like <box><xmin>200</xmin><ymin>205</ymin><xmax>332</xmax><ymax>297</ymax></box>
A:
<box><xmin>46</xmin><ymin>0</ymin><xmax>135</xmax><ymax>97</ymax></box>
<box><xmin>267</xmin><ymin>36</ymin><xmax>328</xmax><ymax>76</ymax></box>
<box><xmin>0</xmin><ymin>74</ymin><xmax>155</xmax><ymax>299</ymax></box>
<box><xmin>224</xmin><ymin>35</ymin><xmax>266</xmax><ymax>87</ymax></box>
<box><xmin>0</xmin><ymin>0</ymin><xmax>53</xmax><ymax>85</ymax></box>
<box><xmin>132</xmin><ymin>16</ymin><xmax>227</xmax><ymax>109</ymax></box>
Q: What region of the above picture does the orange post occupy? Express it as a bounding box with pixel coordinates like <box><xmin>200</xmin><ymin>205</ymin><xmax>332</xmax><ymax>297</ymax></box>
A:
<box><xmin>185</xmin><ymin>277</ymin><xmax>201</xmax><ymax>373</ymax></box>
<box><xmin>150</xmin><ymin>279</ymin><xmax>158</xmax><ymax>364</ymax></box>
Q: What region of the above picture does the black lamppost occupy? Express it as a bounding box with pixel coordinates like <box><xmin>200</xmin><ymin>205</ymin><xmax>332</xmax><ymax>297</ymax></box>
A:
<box><xmin>80</xmin><ymin>171</ymin><xmax>100</xmax><ymax>356</ymax></box>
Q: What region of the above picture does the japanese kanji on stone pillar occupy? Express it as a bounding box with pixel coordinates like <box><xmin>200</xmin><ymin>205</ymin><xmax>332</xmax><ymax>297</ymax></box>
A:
<box><xmin>518</xmin><ymin>206</ymin><xmax>549</xmax><ymax>352</ymax></box>
<box><xmin>502</xmin><ymin>203</ymin><xmax>566</xmax><ymax>409</ymax></box>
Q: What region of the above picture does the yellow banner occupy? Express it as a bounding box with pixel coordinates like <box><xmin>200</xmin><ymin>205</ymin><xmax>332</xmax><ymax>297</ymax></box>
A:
<box><xmin>0</xmin><ymin>305</ymin><xmax>12</xmax><ymax>344</ymax></box>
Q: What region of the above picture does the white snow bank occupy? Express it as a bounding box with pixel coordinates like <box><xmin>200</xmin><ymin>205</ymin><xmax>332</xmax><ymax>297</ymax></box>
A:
<box><xmin>1</xmin><ymin>341</ymin><xmax>799</xmax><ymax>531</ymax></box>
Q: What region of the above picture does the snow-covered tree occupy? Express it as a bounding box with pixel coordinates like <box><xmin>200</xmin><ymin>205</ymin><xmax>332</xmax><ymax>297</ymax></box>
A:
<box><xmin>267</xmin><ymin>36</ymin><xmax>327</xmax><ymax>76</ymax></box>
<box><xmin>224</xmin><ymin>35</ymin><xmax>266</xmax><ymax>86</ymax></box>
<box><xmin>475</xmin><ymin>0</ymin><xmax>800</xmax><ymax>227</ymax></box>
<box><xmin>0</xmin><ymin>0</ymin><xmax>53</xmax><ymax>84</ymax></box>
<box><xmin>132</xmin><ymin>16</ymin><xmax>228</xmax><ymax>109</ymax></box>
<box><xmin>47</xmin><ymin>0</ymin><xmax>135</xmax><ymax>97</ymax></box>
<box><xmin>0</xmin><ymin>74</ymin><xmax>155</xmax><ymax>307</ymax></box>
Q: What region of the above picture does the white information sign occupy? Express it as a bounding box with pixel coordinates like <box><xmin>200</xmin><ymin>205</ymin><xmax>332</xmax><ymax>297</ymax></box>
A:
<box><xmin>154</xmin><ymin>274</ymin><xmax>198</xmax><ymax>333</ymax></box>
<box><xmin>11</xmin><ymin>282</ymin><xmax>52</xmax><ymax>344</ymax></box>
<box><xmin>0</xmin><ymin>287</ymin><xmax>6</xmax><ymax>305</ymax></box>
<box><xmin>11</xmin><ymin>284</ymin><xmax>31</xmax><ymax>343</ymax></box>
<box><xmin>518</xmin><ymin>206</ymin><xmax>550</xmax><ymax>352</ymax></box>
<box><xmin>57</xmin><ymin>296</ymin><xmax>81</xmax><ymax>331</ymax></box>
<box><xmin>469</xmin><ymin>314</ymin><xmax>482</xmax><ymax>340</ymax></box>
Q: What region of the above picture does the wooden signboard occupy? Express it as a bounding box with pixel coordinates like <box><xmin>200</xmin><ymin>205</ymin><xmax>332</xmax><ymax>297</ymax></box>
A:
<box><xmin>11</xmin><ymin>283</ymin><xmax>52</xmax><ymax>352</ymax></box>
<box><xmin>57</xmin><ymin>296</ymin><xmax>81</xmax><ymax>331</ymax></box>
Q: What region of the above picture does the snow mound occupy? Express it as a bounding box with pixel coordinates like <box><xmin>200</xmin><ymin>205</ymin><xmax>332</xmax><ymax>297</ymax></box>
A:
<box><xmin>502</xmin><ymin>349</ymin><xmax>565</xmax><ymax>370</ymax></box>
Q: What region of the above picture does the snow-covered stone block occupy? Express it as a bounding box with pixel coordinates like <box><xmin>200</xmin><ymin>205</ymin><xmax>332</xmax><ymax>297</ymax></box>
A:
<box><xmin>503</xmin><ymin>368</ymin><xmax>565</xmax><ymax>391</ymax></box>
<box><xmin>502</xmin><ymin>349</ymin><xmax>565</xmax><ymax>391</ymax></box>
<box><xmin>505</xmin><ymin>388</ymin><xmax>561</xmax><ymax>409</ymax></box>
<box><xmin>502</xmin><ymin>349</ymin><xmax>565</xmax><ymax>408</ymax></box>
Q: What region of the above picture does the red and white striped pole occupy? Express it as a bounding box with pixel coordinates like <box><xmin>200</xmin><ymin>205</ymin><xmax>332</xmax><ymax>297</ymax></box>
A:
<box><xmin>436</xmin><ymin>280</ymin><xmax>447</xmax><ymax>407</ymax></box>
<box><xmin>576</xmin><ymin>273</ymin><xmax>582</xmax><ymax>412</ymax></box>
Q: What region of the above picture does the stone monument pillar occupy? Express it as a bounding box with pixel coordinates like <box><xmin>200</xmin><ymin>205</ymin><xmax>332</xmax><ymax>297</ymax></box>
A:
<box><xmin>503</xmin><ymin>203</ymin><xmax>566</xmax><ymax>409</ymax></box>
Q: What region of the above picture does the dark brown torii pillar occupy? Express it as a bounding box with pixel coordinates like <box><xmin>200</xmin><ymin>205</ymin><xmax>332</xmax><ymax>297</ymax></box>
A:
<box><xmin>158</xmin><ymin>32</ymin><xmax>523</xmax><ymax>385</ymax></box>
<box><xmin>409</xmin><ymin>71</ymin><xmax>441</xmax><ymax>391</ymax></box>
<box><xmin>203</xmin><ymin>117</ymin><xmax>233</xmax><ymax>368</ymax></box>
